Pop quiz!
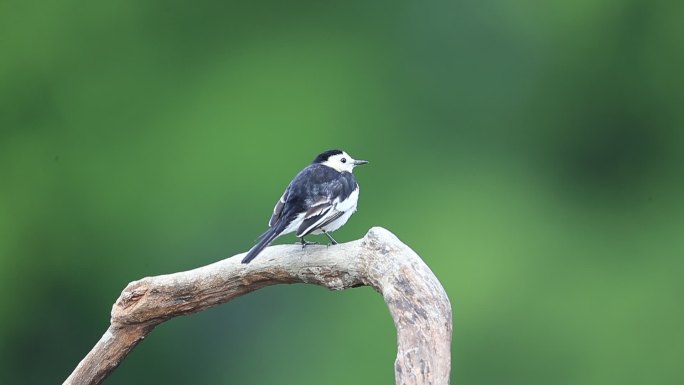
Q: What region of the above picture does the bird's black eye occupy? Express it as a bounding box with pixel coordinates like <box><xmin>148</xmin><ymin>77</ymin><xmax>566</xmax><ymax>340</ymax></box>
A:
<box><xmin>341</xmin><ymin>158</ymin><xmax>347</xmax><ymax>163</ymax></box>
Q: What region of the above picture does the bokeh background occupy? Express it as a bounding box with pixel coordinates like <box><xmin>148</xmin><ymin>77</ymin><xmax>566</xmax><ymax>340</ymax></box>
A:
<box><xmin>2</xmin><ymin>0</ymin><xmax>683</xmax><ymax>384</ymax></box>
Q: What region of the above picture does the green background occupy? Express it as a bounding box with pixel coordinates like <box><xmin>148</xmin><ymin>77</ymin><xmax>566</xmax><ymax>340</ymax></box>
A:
<box><xmin>1</xmin><ymin>1</ymin><xmax>683</xmax><ymax>384</ymax></box>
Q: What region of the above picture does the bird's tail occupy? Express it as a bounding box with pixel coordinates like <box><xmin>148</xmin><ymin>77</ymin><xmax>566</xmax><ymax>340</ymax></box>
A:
<box><xmin>241</xmin><ymin>224</ymin><xmax>285</xmax><ymax>264</ymax></box>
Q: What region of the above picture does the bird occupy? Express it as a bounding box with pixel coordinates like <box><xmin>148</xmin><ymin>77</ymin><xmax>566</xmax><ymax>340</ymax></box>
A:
<box><xmin>241</xmin><ymin>149</ymin><xmax>368</xmax><ymax>264</ymax></box>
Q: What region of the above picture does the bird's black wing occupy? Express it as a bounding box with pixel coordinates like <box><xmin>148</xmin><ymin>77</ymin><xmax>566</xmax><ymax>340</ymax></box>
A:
<box><xmin>291</xmin><ymin>165</ymin><xmax>357</xmax><ymax>237</ymax></box>
<box><xmin>268</xmin><ymin>186</ymin><xmax>289</xmax><ymax>227</ymax></box>
<box><xmin>295</xmin><ymin>198</ymin><xmax>344</xmax><ymax>237</ymax></box>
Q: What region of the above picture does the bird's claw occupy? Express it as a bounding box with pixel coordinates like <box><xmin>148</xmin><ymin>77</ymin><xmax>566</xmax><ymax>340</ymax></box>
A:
<box><xmin>322</xmin><ymin>231</ymin><xmax>338</xmax><ymax>246</ymax></box>
<box><xmin>299</xmin><ymin>238</ymin><xmax>319</xmax><ymax>249</ymax></box>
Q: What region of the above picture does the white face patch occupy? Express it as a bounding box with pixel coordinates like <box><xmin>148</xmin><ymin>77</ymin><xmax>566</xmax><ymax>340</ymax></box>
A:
<box><xmin>322</xmin><ymin>152</ymin><xmax>356</xmax><ymax>173</ymax></box>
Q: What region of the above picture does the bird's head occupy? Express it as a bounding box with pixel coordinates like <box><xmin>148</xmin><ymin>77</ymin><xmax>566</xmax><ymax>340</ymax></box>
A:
<box><xmin>313</xmin><ymin>149</ymin><xmax>368</xmax><ymax>173</ymax></box>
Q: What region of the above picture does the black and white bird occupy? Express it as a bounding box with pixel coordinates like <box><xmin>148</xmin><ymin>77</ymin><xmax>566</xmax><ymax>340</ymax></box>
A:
<box><xmin>241</xmin><ymin>149</ymin><xmax>368</xmax><ymax>264</ymax></box>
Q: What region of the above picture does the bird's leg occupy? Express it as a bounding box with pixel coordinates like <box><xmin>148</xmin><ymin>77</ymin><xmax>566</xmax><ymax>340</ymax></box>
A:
<box><xmin>299</xmin><ymin>236</ymin><xmax>319</xmax><ymax>248</ymax></box>
<box><xmin>322</xmin><ymin>231</ymin><xmax>338</xmax><ymax>246</ymax></box>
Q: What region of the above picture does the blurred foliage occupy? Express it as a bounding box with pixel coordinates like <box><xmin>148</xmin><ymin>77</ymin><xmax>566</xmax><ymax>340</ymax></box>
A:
<box><xmin>1</xmin><ymin>0</ymin><xmax>683</xmax><ymax>384</ymax></box>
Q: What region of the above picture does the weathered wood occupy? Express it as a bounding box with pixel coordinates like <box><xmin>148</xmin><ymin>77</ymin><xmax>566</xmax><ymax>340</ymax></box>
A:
<box><xmin>63</xmin><ymin>227</ymin><xmax>452</xmax><ymax>385</ymax></box>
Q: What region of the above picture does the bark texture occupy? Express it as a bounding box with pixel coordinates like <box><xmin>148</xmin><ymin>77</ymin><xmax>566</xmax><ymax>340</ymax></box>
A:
<box><xmin>63</xmin><ymin>227</ymin><xmax>452</xmax><ymax>385</ymax></box>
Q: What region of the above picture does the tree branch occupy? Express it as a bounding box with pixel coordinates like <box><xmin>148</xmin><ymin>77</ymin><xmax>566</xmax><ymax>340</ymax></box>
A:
<box><xmin>63</xmin><ymin>227</ymin><xmax>452</xmax><ymax>385</ymax></box>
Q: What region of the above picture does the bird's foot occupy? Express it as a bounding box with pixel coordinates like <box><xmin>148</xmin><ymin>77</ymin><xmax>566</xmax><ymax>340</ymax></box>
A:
<box><xmin>299</xmin><ymin>237</ymin><xmax>319</xmax><ymax>249</ymax></box>
<box><xmin>323</xmin><ymin>231</ymin><xmax>338</xmax><ymax>246</ymax></box>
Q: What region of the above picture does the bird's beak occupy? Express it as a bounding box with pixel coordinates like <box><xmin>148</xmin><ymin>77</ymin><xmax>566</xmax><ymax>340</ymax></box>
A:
<box><xmin>353</xmin><ymin>159</ymin><xmax>369</xmax><ymax>166</ymax></box>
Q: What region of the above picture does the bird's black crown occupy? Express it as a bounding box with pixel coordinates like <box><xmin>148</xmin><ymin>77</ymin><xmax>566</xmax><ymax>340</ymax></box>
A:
<box><xmin>312</xmin><ymin>149</ymin><xmax>343</xmax><ymax>164</ymax></box>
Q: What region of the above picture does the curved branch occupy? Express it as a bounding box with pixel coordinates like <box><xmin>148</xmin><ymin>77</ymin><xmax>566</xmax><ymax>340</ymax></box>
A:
<box><xmin>63</xmin><ymin>227</ymin><xmax>452</xmax><ymax>385</ymax></box>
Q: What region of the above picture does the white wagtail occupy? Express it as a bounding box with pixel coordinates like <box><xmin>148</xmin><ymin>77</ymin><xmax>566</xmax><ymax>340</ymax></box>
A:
<box><xmin>241</xmin><ymin>149</ymin><xmax>368</xmax><ymax>264</ymax></box>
